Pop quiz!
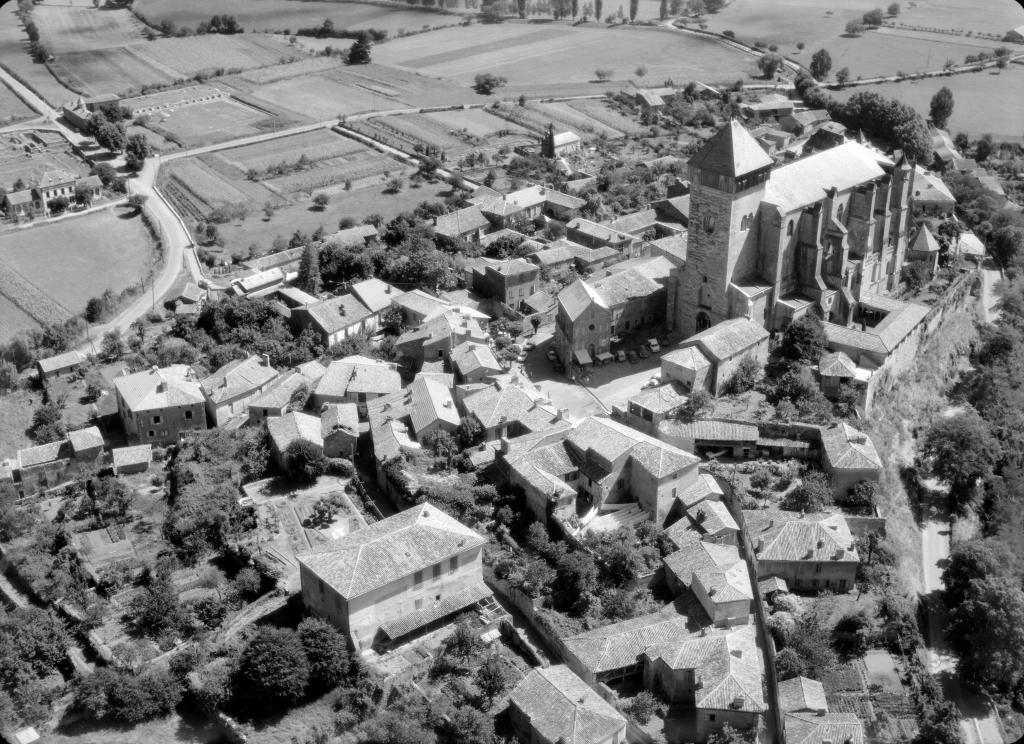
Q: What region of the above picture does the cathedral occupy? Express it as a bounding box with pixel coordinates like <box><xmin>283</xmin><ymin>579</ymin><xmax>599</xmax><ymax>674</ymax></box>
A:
<box><xmin>673</xmin><ymin>120</ymin><xmax>916</xmax><ymax>337</ymax></box>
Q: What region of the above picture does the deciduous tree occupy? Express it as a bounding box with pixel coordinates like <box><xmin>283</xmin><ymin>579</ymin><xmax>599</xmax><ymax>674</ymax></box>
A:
<box><xmin>809</xmin><ymin>48</ymin><xmax>832</xmax><ymax>80</ymax></box>
<box><xmin>929</xmin><ymin>86</ymin><xmax>955</xmax><ymax>129</ymax></box>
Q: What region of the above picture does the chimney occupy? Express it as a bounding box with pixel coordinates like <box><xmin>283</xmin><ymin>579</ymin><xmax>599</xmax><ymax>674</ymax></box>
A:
<box><xmin>385</xmin><ymin>284</ymin><xmax>392</xmax><ymax>294</ymax></box>
<box><xmin>755</xmin><ymin>538</ymin><xmax>763</xmax><ymax>552</ymax></box>
<box><xmin>730</xmin><ymin>696</ymin><xmax>745</xmax><ymax>710</ymax></box>
<box><xmin>156</xmin><ymin>381</ymin><xmax>167</xmax><ymax>394</ymax></box>
<box><xmin>260</xmin><ymin>353</ymin><xmax>271</xmax><ymax>367</ymax></box>
<box><xmin>443</xmin><ymin>400</ymin><xmax>452</xmax><ymax>408</ymax></box>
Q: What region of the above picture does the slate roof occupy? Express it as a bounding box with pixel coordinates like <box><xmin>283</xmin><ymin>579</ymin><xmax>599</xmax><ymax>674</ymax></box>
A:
<box><xmin>688</xmin><ymin>120</ymin><xmax>773</xmax><ymax>178</ymax></box>
<box><xmin>743</xmin><ymin>508</ymin><xmax>859</xmax><ymax>564</ymax></box>
<box><xmin>778</xmin><ymin>676</ymin><xmax>829</xmax><ymax>713</ymax></box>
<box><xmin>111</xmin><ymin>444</ymin><xmax>152</xmax><ymax>470</ymax></box>
<box><xmin>268</xmin><ymin>411</ymin><xmax>323</xmax><ymax>452</ymax></box>
<box><xmin>67</xmin><ymin>426</ymin><xmax>103</xmax><ymax>454</ymax></box>
<box><xmin>434</xmin><ymin>205</ymin><xmax>490</xmax><ymax>238</ymax></box>
<box><xmin>113</xmin><ymin>366</ymin><xmax>204</xmax><ymax>412</ymax></box>
<box><xmin>450</xmin><ymin>341</ymin><xmax>502</xmax><ymax>379</ymax></box>
<box><xmin>820</xmin><ymin>422</ymin><xmax>882</xmax><ymax>471</ymax></box>
<box><xmin>680</xmin><ymin>317</ymin><xmax>769</xmax><ymax>362</ymax></box>
<box><xmin>315</xmin><ymin>357</ymin><xmax>401</xmax><ymax>399</ymax></box>
<box><xmin>558</xmin><ymin>278</ymin><xmax>609</xmax><ymax>321</ymax></box>
<box><xmin>201</xmin><ymin>355</ymin><xmax>277</xmax><ymax>404</ymax></box>
<box><xmin>299</xmin><ymin>502</ymin><xmax>485</xmax><ymax>598</ymax></box>
<box><xmin>764</xmin><ymin>142</ymin><xmax>887</xmax><ymax>214</ymax></box>
<box><xmin>408</xmin><ymin>375</ymin><xmax>460</xmax><ymax>434</ymax></box>
<box><xmin>510</xmin><ymin>665</ymin><xmax>625</xmax><ymax>744</ymax></box>
<box><xmin>644</xmin><ymin>624</ymin><xmax>765</xmax><ymax>712</ymax></box>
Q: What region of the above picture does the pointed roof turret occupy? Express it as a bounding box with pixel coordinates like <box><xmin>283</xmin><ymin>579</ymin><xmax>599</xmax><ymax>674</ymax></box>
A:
<box><xmin>910</xmin><ymin>224</ymin><xmax>941</xmax><ymax>253</ymax></box>
<box><xmin>689</xmin><ymin>119</ymin><xmax>773</xmax><ymax>178</ymax></box>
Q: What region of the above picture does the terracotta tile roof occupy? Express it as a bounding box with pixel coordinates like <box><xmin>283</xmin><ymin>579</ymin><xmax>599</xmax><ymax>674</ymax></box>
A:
<box><xmin>113</xmin><ymin>365</ymin><xmax>204</xmax><ymax>412</ymax></box>
<box><xmin>350</xmin><ymin>277</ymin><xmax>403</xmax><ymax>313</ymax></box>
<box><xmin>658</xmin><ymin>419</ymin><xmax>759</xmax><ymax>444</ymax></box>
<box><xmin>558</xmin><ymin>278</ymin><xmax>609</xmax><ymax>321</ymax></box>
<box><xmin>38</xmin><ymin>169</ymin><xmax>77</xmax><ymax>188</ymax></box>
<box><xmin>778</xmin><ymin>676</ymin><xmax>828</xmax><ymax>713</ymax></box>
<box><xmin>607</xmin><ymin>209</ymin><xmax>659</xmax><ymax>235</ymax></box>
<box><xmin>201</xmin><ymin>355</ymin><xmax>278</xmax><ymax>405</ymax></box>
<box><xmin>393</xmin><ymin>289</ymin><xmax>451</xmax><ymax>319</ymax></box>
<box><xmin>326</xmin><ymin>223</ymin><xmax>378</xmax><ymax>247</ymax></box>
<box><xmin>909</xmin><ymin>225</ymin><xmax>941</xmax><ymax>254</ymax></box>
<box><xmin>912</xmin><ymin>166</ymin><xmax>955</xmax><ymax>205</ymax></box>
<box><xmin>315</xmin><ymin>357</ymin><xmax>401</xmax><ymax>399</ymax></box>
<box><xmin>268</xmin><ymin>411</ymin><xmax>323</xmax><ymax>452</ymax></box>
<box><xmin>67</xmin><ymin>426</ymin><xmax>103</xmax><ymax>454</ymax></box>
<box><xmin>111</xmin><ymin>444</ymin><xmax>151</xmax><ymax>469</ymax></box>
<box><xmin>569</xmin><ymin>417</ymin><xmax>700</xmax><ymax>479</ymax></box>
<box><xmin>644</xmin><ymin>624</ymin><xmax>765</xmax><ymax>712</ymax></box>
<box><xmin>764</xmin><ymin>142</ymin><xmax>887</xmax><ymax>214</ymax></box>
<box><xmin>688</xmin><ymin>120</ymin><xmax>773</xmax><ymax>178</ymax></box>
<box><xmin>661</xmin><ymin>345</ymin><xmax>710</xmax><ymax>371</ymax></box>
<box><xmin>18</xmin><ymin>440</ymin><xmax>69</xmax><ymax>469</ymax></box>
<box><xmin>510</xmin><ymin>665</ymin><xmax>625</xmax><ymax>744</ymax></box>
<box><xmin>249</xmin><ymin>371</ymin><xmax>309</xmax><ymax>411</ymax></box>
<box><xmin>36</xmin><ymin>350</ymin><xmax>85</xmax><ymax>375</ymax></box>
<box><xmin>567</xmin><ymin>217</ymin><xmax>633</xmax><ymax>245</ymax></box>
<box><xmin>818</xmin><ymin>351</ymin><xmax>857</xmax><ymax>378</ymax></box>
<box><xmin>306</xmin><ymin>294</ymin><xmax>373</xmax><ymax>336</ymax></box>
<box><xmin>529</xmin><ymin>243</ymin><xmax>578</xmax><ymax>266</ymax></box>
<box><xmin>462</xmin><ymin>381</ymin><xmax>558</xmax><ymax>432</ymax></box>
<box><xmin>672</xmin><ymin>472</ymin><xmax>725</xmax><ymax>509</ymax></box>
<box><xmin>820</xmin><ymin>422</ymin><xmax>882</xmax><ymax>471</ymax></box>
<box><xmin>785</xmin><ymin>712</ymin><xmax>865</xmax><ymax>744</ymax></box>
<box><xmin>743</xmin><ymin>508</ymin><xmax>859</xmax><ymax>564</ymax></box>
<box><xmin>320</xmin><ymin>403</ymin><xmax>359</xmax><ymax>438</ymax></box>
<box><xmin>590</xmin><ymin>268</ymin><xmax>663</xmax><ymax>307</ymax></box>
<box><xmin>378</xmin><ymin>581</ymin><xmax>491</xmax><ymax>640</ymax></box>
<box><xmin>434</xmin><ymin>205</ymin><xmax>490</xmax><ymax>238</ymax></box>
<box><xmin>628</xmin><ymin>382</ymin><xmax>689</xmax><ymax>414</ymax></box>
<box><xmin>663</xmin><ymin>530</ymin><xmax>750</xmax><ymax>604</ymax></box>
<box><xmin>680</xmin><ymin>317</ymin><xmax>769</xmax><ymax>362</ymax></box>
<box><xmin>450</xmin><ymin>341</ymin><xmax>502</xmax><ymax>379</ymax></box>
<box><xmin>408</xmin><ymin>375</ymin><xmax>460</xmax><ymax>435</ymax></box>
<box><xmin>298</xmin><ymin>502</ymin><xmax>486</xmax><ymax>598</ymax></box>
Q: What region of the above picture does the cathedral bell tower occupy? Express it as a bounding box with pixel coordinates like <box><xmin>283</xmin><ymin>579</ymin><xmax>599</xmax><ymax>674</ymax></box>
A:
<box><xmin>677</xmin><ymin>120</ymin><xmax>773</xmax><ymax>337</ymax></box>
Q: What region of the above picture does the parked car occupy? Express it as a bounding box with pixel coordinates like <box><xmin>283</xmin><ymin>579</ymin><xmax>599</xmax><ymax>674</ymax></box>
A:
<box><xmin>627</xmin><ymin>350</ymin><xmax>639</xmax><ymax>364</ymax></box>
<box><xmin>546</xmin><ymin>349</ymin><xmax>558</xmax><ymax>361</ymax></box>
<box><xmin>637</xmin><ymin>346</ymin><xmax>650</xmax><ymax>359</ymax></box>
<box><xmin>648</xmin><ymin>339</ymin><xmax>661</xmax><ymax>353</ymax></box>
<box><xmin>647</xmin><ymin>375</ymin><xmax>661</xmax><ymax>388</ymax></box>
<box><xmin>615</xmin><ymin>350</ymin><xmax>627</xmax><ymax>363</ymax></box>
<box><xmin>516</xmin><ymin>352</ymin><xmax>527</xmax><ymax>363</ymax></box>
<box><xmin>524</xmin><ymin>341</ymin><xmax>536</xmax><ymax>351</ymax></box>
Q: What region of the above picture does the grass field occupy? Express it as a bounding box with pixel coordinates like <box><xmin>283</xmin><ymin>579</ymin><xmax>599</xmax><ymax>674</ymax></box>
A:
<box><xmin>134</xmin><ymin>0</ymin><xmax>465</xmax><ymax>34</ymax></box>
<box><xmin>831</xmin><ymin>65</ymin><xmax>1024</xmax><ymax>140</ymax></box>
<box><xmin>0</xmin><ymin>208</ymin><xmax>154</xmax><ymax>337</ymax></box>
<box><xmin>0</xmin><ymin>81</ymin><xmax>37</xmax><ymax>125</ymax></box>
<box><xmin>49</xmin><ymin>34</ymin><xmax>301</xmax><ymax>97</ymax></box>
<box><xmin>373</xmin><ymin>22</ymin><xmax>758</xmax><ymax>85</ymax></box>
<box><xmin>142</xmin><ymin>98</ymin><xmax>274</xmax><ymax>147</ymax></box>
<box><xmin>33</xmin><ymin>5</ymin><xmax>146</xmax><ymax>54</ymax></box>
<box><xmin>0</xmin><ymin>3</ymin><xmax>76</xmax><ymax>107</ymax></box>
<box><xmin>699</xmin><ymin>0</ymin><xmax>1008</xmax><ymax>76</ymax></box>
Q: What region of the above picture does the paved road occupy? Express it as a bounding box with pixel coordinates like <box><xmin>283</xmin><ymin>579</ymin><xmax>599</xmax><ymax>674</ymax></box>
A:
<box><xmin>0</xmin><ymin>63</ymin><xmax>60</xmax><ymax>120</ymax></box>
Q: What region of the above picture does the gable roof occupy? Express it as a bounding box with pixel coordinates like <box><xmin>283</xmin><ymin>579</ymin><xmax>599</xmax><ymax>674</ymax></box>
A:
<box><xmin>67</xmin><ymin>426</ymin><xmax>103</xmax><ymax>454</ymax></box>
<box><xmin>37</xmin><ymin>349</ymin><xmax>85</xmax><ymax>375</ymax></box>
<box><xmin>764</xmin><ymin>142</ymin><xmax>887</xmax><ymax>214</ymax></box>
<box><xmin>510</xmin><ymin>665</ymin><xmax>625</xmax><ymax>744</ymax></box>
<box><xmin>785</xmin><ymin>712</ymin><xmax>865</xmax><ymax>744</ymax></box>
<box><xmin>558</xmin><ymin>278</ymin><xmax>609</xmax><ymax>321</ymax></box>
<box><xmin>111</xmin><ymin>444</ymin><xmax>152</xmax><ymax>469</ymax></box>
<box><xmin>434</xmin><ymin>205</ymin><xmax>490</xmax><ymax>238</ymax></box>
<box><xmin>393</xmin><ymin>289</ymin><xmax>450</xmax><ymax>319</ymax></box>
<box><xmin>350</xmin><ymin>277</ymin><xmax>403</xmax><ymax>313</ymax></box>
<box><xmin>113</xmin><ymin>365</ymin><xmax>204</xmax><ymax>412</ymax></box>
<box><xmin>567</xmin><ymin>416</ymin><xmax>700</xmax><ymax>479</ymax></box>
<box><xmin>681</xmin><ymin>317</ymin><xmax>769</xmax><ymax>362</ymax></box>
<box><xmin>461</xmin><ymin>380</ymin><xmax>557</xmax><ymax>432</ymax></box>
<box><xmin>662</xmin><ymin>345</ymin><xmax>710</xmax><ymax>372</ymax></box>
<box><xmin>320</xmin><ymin>403</ymin><xmax>359</xmax><ymax>439</ymax></box>
<box><xmin>818</xmin><ymin>351</ymin><xmax>857</xmax><ymax>378</ymax></box>
<box><xmin>305</xmin><ymin>294</ymin><xmax>373</xmax><ymax>336</ymax></box>
<box><xmin>743</xmin><ymin>508</ymin><xmax>859</xmax><ymax>563</ymax></box>
<box><xmin>563</xmin><ymin>606</ymin><xmax>700</xmax><ymax>675</ymax></box>
<box><xmin>912</xmin><ymin>166</ymin><xmax>956</xmax><ymax>205</ymax></box>
<box><xmin>688</xmin><ymin>120</ymin><xmax>773</xmax><ymax>178</ymax></box>
<box><xmin>268</xmin><ymin>411</ymin><xmax>323</xmax><ymax>452</ymax></box>
<box><xmin>326</xmin><ymin>223</ymin><xmax>378</xmax><ymax>247</ymax></box>
<box><xmin>201</xmin><ymin>355</ymin><xmax>277</xmax><ymax>404</ymax></box>
<box><xmin>450</xmin><ymin>341</ymin><xmax>502</xmax><ymax>378</ymax></box>
<box><xmin>408</xmin><ymin>375</ymin><xmax>460</xmax><ymax>434</ymax></box>
<box><xmin>820</xmin><ymin>422</ymin><xmax>882</xmax><ymax>471</ymax></box>
<box><xmin>778</xmin><ymin>676</ymin><xmax>828</xmax><ymax>713</ymax></box>
<box><xmin>659</xmin><ymin>419</ymin><xmax>759</xmax><ymax>444</ymax></box>
<box><xmin>590</xmin><ymin>268</ymin><xmax>663</xmax><ymax>307</ymax></box>
<box><xmin>315</xmin><ymin>357</ymin><xmax>401</xmax><ymax>399</ymax></box>
<box><xmin>298</xmin><ymin>502</ymin><xmax>486</xmax><ymax>598</ymax></box>
<box><xmin>663</xmin><ymin>529</ymin><xmax>749</xmax><ymax>604</ymax></box>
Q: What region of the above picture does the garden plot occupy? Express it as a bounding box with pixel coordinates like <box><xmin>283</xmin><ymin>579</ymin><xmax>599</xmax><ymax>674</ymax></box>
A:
<box><xmin>162</xmin><ymin>158</ymin><xmax>260</xmax><ymax>220</ymax></box>
<box><xmin>267</xmin><ymin>151</ymin><xmax>398</xmax><ymax>196</ymax></box>
<box><xmin>567</xmin><ymin>98</ymin><xmax>646</xmax><ymax>136</ymax></box>
<box><xmin>528</xmin><ymin>101</ymin><xmax>625</xmax><ymax>138</ymax></box>
<box><xmin>33</xmin><ymin>5</ymin><xmax>146</xmax><ymax>54</ymax></box>
<box><xmin>220</xmin><ymin>129</ymin><xmax>368</xmax><ymax>173</ymax></box>
<box><xmin>425</xmin><ymin>108</ymin><xmax>532</xmax><ymax>139</ymax></box>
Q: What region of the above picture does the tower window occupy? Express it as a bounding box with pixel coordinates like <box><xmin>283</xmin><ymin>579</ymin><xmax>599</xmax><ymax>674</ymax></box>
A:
<box><xmin>702</xmin><ymin>214</ymin><xmax>715</xmax><ymax>234</ymax></box>
<box><xmin>837</xmin><ymin>204</ymin><xmax>845</xmax><ymax>220</ymax></box>
<box><xmin>786</xmin><ymin>220</ymin><xmax>794</xmax><ymax>236</ymax></box>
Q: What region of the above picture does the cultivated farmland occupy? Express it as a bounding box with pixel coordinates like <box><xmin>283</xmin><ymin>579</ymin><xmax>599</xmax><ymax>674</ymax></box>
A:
<box><xmin>372</xmin><ymin>22</ymin><xmax>758</xmax><ymax>87</ymax></box>
<box><xmin>0</xmin><ymin>82</ymin><xmax>36</xmax><ymax>126</ymax></box>
<box><xmin>33</xmin><ymin>5</ymin><xmax>146</xmax><ymax>54</ymax></box>
<box><xmin>134</xmin><ymin>0</ymin><xmax>466</xmax><ymax>35</ymax></box>
<box><xmin>0</xmin><ymin>2</ymin><xmax>75</xmax><ymax>107</ymax></box>
<box><xmin>140</xmin><ymin>97</ymin><xmax>283</xmax><ymax>147</ymax></box>
<box><xmin>0</xmin><ymin>208</ymin><xmax>154</xmax><ymax>341</ymax></box>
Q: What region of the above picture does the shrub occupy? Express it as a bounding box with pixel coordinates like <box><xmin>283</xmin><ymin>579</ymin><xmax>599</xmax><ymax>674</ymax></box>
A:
<box><xmin>283</xmin><ymin>438</ymin><xmax>327</xmax><ymax>483</ymax></box>
<box><xmin>232</xmin><ymin>627</ymin><xmax>310</xmax><ymax>713</ymax></box>
<box><xmin>624</xmin><ymin>690</ymin><xmax>657</xmax><ymax>723</ymax></box>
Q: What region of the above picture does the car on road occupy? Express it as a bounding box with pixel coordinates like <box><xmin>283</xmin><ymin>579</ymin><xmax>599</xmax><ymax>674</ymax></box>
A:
<box><xmin>637</xmin><ymin>346</ymin><xmax>650</xmax><ymax>359</ymax></box>
<box><xmin>546</xmin><ymin>349</ymin><xmax>558</xmax><ymax>361</ymax></box>
<box><xmin>648</xmin><ymin>339</ymin><xmax>661</xmax><ymax>353</ymax></box>
<box><xmin>615</xmin><ymin>350</ymin><xmax>627</xmax><ymax>363</ymax></box>
<box><xmin>627</xmin><ymin>350</ymin><xmax>639</xmax><ymax>364</ymax></box>
<box><xmin>524</xmin><ymin>341</ymin><xmax>536</xmax><ymax>351</ymax></box>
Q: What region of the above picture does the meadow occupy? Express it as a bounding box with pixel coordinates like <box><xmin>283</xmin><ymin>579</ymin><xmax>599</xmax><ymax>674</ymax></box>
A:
<box><xmin>133</xmin><ymin>0</ymin><xmax>465</xmax><ymax>35</ymax></box>
<box><xmin>33</xmin><ymin>5</ymin><xmax>146</xmax><ymax>54</ymax></box>
<box><xmin>0</xmin><ymin>208</ymin><xmax>154</xmax><ymax>341</ymax></box>
<box><xmin>372</xmin><ymin>22</ymin><xmax>759</xmax><ymax>86</ymax></box>
<box><xmin>0</xmin><ymin>2</ymin><xmax>75</xmax><ymax>107</ymax></box>
<box><xmin>0</xmin><ymin>82</ymin><xmax>37</xmax><ymax>126</ymax></box>
<box><xmin>830</xmin><ymin>65</ymin><xmax>1024</xmax><ymax>141</ymax></box>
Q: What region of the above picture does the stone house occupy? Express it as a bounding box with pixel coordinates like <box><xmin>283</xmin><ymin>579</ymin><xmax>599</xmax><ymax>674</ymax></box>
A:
<box><xmin>313</xmin><ymin>356</ymin><xmax>402</xmax><ymax>417</ymax></box>
<box><xmin>267</xmin><ymin>411</ymin><xmax>323</xmax><ymax>470</ymax></box>
<box><xmin>321</xmin><ymin>403</ymin><xmax>359</xmax><ymax>459</ymax></box>
<box><xmin>200</xmin><ymin>354</ymin><xmax>279</xmax><ymax>427</ymax></box>
<box><xmin>662</xmin><ymin>318</ymin><xmax>770</xmax><ymax>396</ymax></box>
<box><xmin>113</xmin><ymin>365</ymin><xmax>207</xmax><ymax>446</ymax></box>
<box><xmin>509</xmin><ymin>665</ymin><xmax>626</xmax><ymax>744</ymax></box>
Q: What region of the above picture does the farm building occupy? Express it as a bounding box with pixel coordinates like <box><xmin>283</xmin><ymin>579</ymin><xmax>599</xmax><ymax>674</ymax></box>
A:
<box><xmin>6</xmin><ymin>426</ymin><xmax>105</xmax><ymax>497</ymax></box>
<box><xmin>36</xmin><ymin>349</ymin><xmax>86</xmax><ymax>380</ymax></box>
<box><xmin>509</xmin><ymin>665</ymin><xmax>626</xmax><ymax>744</ymax></box>
<box><xmin>321</xmin><ymin>403</ymin><xmax>359</xmax><ymax>459</ymax></box>
<box><xmin>450</xmin><ymin>341</ymin><xmax>502</xmax><ymax>384</ymax></box>
<box><xmin>111</xmin><ymin>444</ymin><xmax>152</xmax><ymax>475</ymax></box>
<box><xmin>113</xmin><ymin>365</ymin><xmax>207</xmax><ymax>446</ymax></box>
<box><xmin>268</xmin><ymin>411</ymin><xmax>323</xmax><ymax>470</ymax></box>
<box><xmin>200</xmin><ymin>354</ymin><xmax>279</xmax><ymax>427</ymax></box>
<box><xmin>313</xmin><ymin>356</ymin><xmax>401</xmax><ymax>416</ymax></box>
<box><xmin>121</xmin><ymin>85</ymin><xmax>226</xmax><ymax>116</ymax></box>
<box><xmin>662</xmin><ymin>318</ymin><xmax>770</xmax><ymax>397</ymax></box>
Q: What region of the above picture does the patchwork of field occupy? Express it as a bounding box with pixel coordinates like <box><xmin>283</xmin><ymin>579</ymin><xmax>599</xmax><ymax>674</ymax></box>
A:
<box><xmin>831</xmin><ymin>65</ymin><xmax>1024</xmax><ymax>141</ymax></box>
<box><xmin>228</xmin><ymin>61</ymin><xmax>480</xmax><ymax>119</ymax></box>
<box><xmin>134</xmin><ymin>0</ymin><xmax>465</xmax><ymax>35</ymax></box>
<box><xmin>141</xmin><ymin>97</ymin><xmax>276</xmax><ymax>147</ymax></box>
<box><xmin>33</xmin><ymin>5</ymin><xmax>146</xmax><ymax>54</ymax></box>
<box><xmin>160</xmin><ymin>129</ymin><xmax>402</xmax><ymax>222</ymax></box>
<box><xmin>372</xmin><ymin>23</ymin><xmax>758</xmax><ymax>85</ymax></box>
<box><xmin>0</xmin><ymin>3</ymin><xmax>75</xmax><ymax>107</ymax></box>
<box><xmin>0</xmin><ymin>130</ymin><xmax>87</xmax><ymax>193</ymax></box>
<box><xmin>48</xmin><ymin>34</ymin><xmax>300</xmax><ymax>97</ymax></box>
<box><xmin>700</xmin><ymin>0</ymin><xmax>1006</xmax><ymax>76</ymax></box>
<box><xmin>0</xmin><ymin>209</ymin><xmax>153</xmax><ymax>340</ymax></box>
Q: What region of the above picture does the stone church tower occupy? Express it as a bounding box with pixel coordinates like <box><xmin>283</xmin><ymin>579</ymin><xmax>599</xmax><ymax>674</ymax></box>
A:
<box><xmin>677</xmin><ymin>121</ymin><xmax>774</xmax><ymax>338</ymax></box>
